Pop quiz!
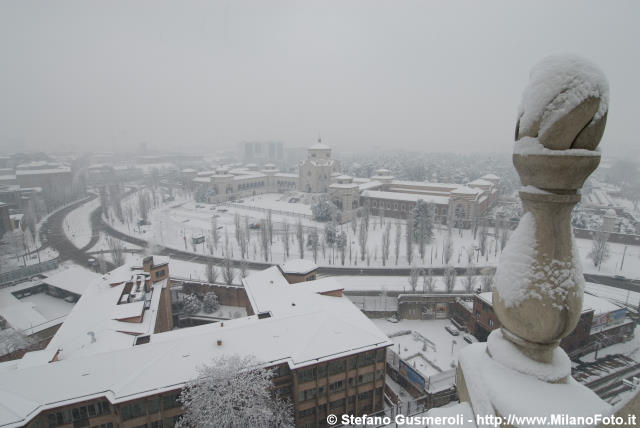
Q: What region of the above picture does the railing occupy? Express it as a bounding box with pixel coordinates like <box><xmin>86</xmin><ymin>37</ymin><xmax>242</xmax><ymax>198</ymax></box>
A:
<box><xmin>0</xmin><ymin>259</ymin><xmax>59</xmax><ymax>288</ymax></box>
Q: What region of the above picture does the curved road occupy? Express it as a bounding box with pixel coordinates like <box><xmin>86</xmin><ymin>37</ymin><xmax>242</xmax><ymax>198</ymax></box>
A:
<box><xmin>42</xmin><ymin>193</ymin><xmax>99</xmax><ymax>267</ymax></box>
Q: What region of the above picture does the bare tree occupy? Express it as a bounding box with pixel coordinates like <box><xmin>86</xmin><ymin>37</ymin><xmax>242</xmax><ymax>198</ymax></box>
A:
<box><xmin>381</xmin><ymin>223</ymin><xmax>391</xmax><ymax>266</ymax></box>
<box><xmin>408</xmin><ymin>265</ymin><xmax>420</xmax><ymax>292</ymax></box>
<box><xmin>480</xmin><ymin>267</ymin><xmax>494</xmax><ymax>292</ymax></box>
<box><xmin>260</xmin><ymin>221</ymin><xmax>269</xmax><ymax>262</ymax></box>
<box><xmin>406</xmin><ymin>214</ymin><xmax>414</xmax><ymax>264</ymax></box>
<box><xmin>282</xmin><ymin>221</ymin><xmax>290</xmax><ymax>259</ymax></box>
<box><xmin>423</xmin><ymin>268</ymin><xmax>435</xmax><ymax>293</ymax></box>
<box><xmin>358</xmin><ymin>219</ymin><xmax>368</xmax><ymax>261</ymax></box>
<box><xmin>107</xmin><ymin>236</ymin><xmax>125</xmax><ymax>267</ymax></box>
<box><xmin>478</xmin><ymin>220</ymin><xmax>488</xmax><ymax>257</ymax></box>
<box><xmin>443</xmin><ymin>231</ymin><xmax>453</xmax><ymax>264</ymax></box>
<box><xmin>266</xmin><ymin>209</ymin><xmax>274</xmax><ymax>245</ymax></box>
<box><xmin>239</xmin><ymin>259</ymin><xmax>249</xmax><ymax>279</ymax></box>
<box><xmin>589</xmin><ymin>230</ymin><xmax>610</xmax><ymax>270</ymax></box>
<box><xmin>210</xmin><ymin>216</ymin><xmax>220</xmax><ymax>253</ymax></box>
<box><xmin>206</xmin><ymin>262</ymin><xmax>218</xmax><ymax>283</ymax></box>
<box><xmin>462</xmin><ymin>262</ymin><xmax>476</xmax><ymax>293</ymax></box>
<box><xmin>97</xmin><ymin>253</ymin><xmax>107</xmax><ymax>274</ymax></box>
<box><xmin>308</xmin><ymin>227</ymin><xmax>319</xmax><ymax>263</ymax></box>
<box><xmin>296</xmin><ymin>220</ymin><xmax>304</xmax><ymax>259</ymax></box>
<box><xmin>137</xmin><ymin>190</ymin><xmax>152</xmax><ymax>223</ymax></box>
<box><xmin>234</xmin><ymin>213</ymin><xmax>241</xmax><ymax>244</ymax></box>
<box><xmin>222</xmin><ymin>255</ymin><xmax>235</xmax><ymax>285</ymax></box>
<box><xmin>350</xmin><ymin>214</ymin><xmax>357</xmax><ymax>235</ymax></box>
<box><xmin>394</xmin><ymin>222</ymin><xmax>401</xmax><ymax>266</ymax></box>
<box><xmin>443</xmin><ymin>265</ymin><xmax>457</xmax><ymax>293</ymax></box>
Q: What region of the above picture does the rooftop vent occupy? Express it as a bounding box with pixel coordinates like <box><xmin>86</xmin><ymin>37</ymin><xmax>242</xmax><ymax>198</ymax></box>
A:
<box><xmin>135</xmin><ymin>335</ymin><xmax>151</xmax><ymax>346</ymax></box>
<box><xmin>217</xmin><ymin>340</ymin><xmax>222</xmax><ymax>346</ymax></box>
<box><xmin>258</xmin><ymin>312</ymin><xmax>271</xmax><ymax>319</ymax></box>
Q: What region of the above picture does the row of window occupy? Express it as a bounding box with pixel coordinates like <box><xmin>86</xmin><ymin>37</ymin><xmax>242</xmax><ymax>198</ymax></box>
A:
<box><xmin>119</xmin><ymin>393</ymin><xmax>180</xmax><ymax>421</ymax></box>
<box><xmin>297</xmin><ymin>388</ymin><xmax>383</xmax><ymax>420</ymax></box>
<box><xmin>296</xmin><ymin>350</ymin><xmax>385</xmax><ymax>384</ymax></box>
<box><xmin>44</xmin><ymin>401</ymin><xmax>111</xmax><ymax>427</ymax></box>
<box><xmin>298</xmin><ymin>370</ymin><xmax>383</xmax><ymax>402</ymax></box>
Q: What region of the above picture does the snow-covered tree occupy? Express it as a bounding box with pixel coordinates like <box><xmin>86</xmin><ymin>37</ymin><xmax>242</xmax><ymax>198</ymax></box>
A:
<box><xmin>412</xmin><ymin>200</ymin><xmax>434</xmax><ymax>260</ymax></box>
<box><xmin>442</xmin><ymin>231</ymin><xmax>453</xmax><ymax>264</ymax></box>
<box><xmin>260</xmin><ymin>222</ymin><xmax>269</xmax><ymax>262</ymax></box>
<box><xmin>183</xmin><ymin>294</ymin><xmax>202</xmax><ymax>314</ymax></box>
<box><xmin>239</xmin><ymin>259</ymin><xmax>249</xmax><ymax>279</ymax></box>
<box><xmin>203</xmin><ymin>292</ymin><xmax>220</xmax><ymax>313</ymax></box>
<box><xmin>178</xmin><ymin>354</ymin><xmax>294</xmax><ymax>428</ymax></box>
<box><xmin>311</xmin><ymin>196</ymin><xmax>337</xmax><ymax>222</ymax></box>
<box><xmin>0</xmin><ymin>327</ymin><xmax>32</xmax><ymax>357</ymax></box>
<box><xmin>336</xmin><ymin>231</ymin><xmax>347</xmax><ymax>265</ymax></box>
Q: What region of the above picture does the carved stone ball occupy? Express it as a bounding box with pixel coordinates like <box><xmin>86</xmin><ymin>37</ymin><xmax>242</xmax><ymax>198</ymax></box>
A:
<box><xmin>515</xmin><ymin>55</ymin><xmax>609</xmax><ymax>151</ymax></box>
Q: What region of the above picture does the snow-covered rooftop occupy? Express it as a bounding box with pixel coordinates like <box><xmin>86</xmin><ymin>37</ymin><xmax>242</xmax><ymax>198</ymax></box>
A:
<box><xmin>42</xmin><ymin>267</ymin><xmax>101</xmax><ymax>297</ymax></box>
<box><xmin>362</xmin><ymin>190</ymin><xmax>449</xmax><ymax>205</ymax></box>
<box><xmin>467</xmin><ymin>178</ymin><xmax>494</xmax><ymax>187</ymax></box>
<box><xmin>278</xmin><ymin>259</ymin><xmax>318</xmax><ymax>275</ymax></box>
<box><xmin>0</xmin><ymin>263</ymin><xmax>391</xmax><ymax>428</ymax></box>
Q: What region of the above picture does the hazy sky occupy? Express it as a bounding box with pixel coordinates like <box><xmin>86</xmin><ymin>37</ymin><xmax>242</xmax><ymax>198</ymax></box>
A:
<box><xmin>0</xmin><ymin>1</ymin><xmax>638</xmax><ymax>156</ymax></box>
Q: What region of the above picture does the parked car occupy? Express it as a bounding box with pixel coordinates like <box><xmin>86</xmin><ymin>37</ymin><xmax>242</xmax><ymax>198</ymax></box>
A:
<box><xmin>445</xmin><ymin>325</ymin><xmax>460</xmax><ymax>336</ymax></box>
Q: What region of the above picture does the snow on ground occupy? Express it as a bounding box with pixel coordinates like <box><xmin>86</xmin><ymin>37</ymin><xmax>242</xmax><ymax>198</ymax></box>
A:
<box><xmin>575</xmin><ymin>238</ymin><xmax>640</xmax><ymax>279</ymax></box>
<box><xmin>374</xmin><ymin>318</ymin><xmax>474</xmax><ymax>380</ymax></box>
<box><xmin>579</xmin><ymin>325</ymin><xmax>640</xmax><ymax>364</ymax></box>
<box><xmin>230</xmin><ymin>193</ymin><xmax>313</xmax><ymax>216</ymax></box>
<box><xmin>584</xmin><ymin>282</ymin><xmax>640</xmax><ymax>308</ymax></box>
<box><xmin>111</xmin><ymin>192</ymin><xmax>509</xmax><ymax>269</ymax></box>
<box><xmin>62</xmin><ymin>197</ymin><xmax>100</xmax><ymax>249</ymax></box>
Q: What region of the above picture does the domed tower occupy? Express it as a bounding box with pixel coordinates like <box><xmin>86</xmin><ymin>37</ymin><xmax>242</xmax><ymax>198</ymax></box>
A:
<box><xmin>298</xmin><ymin>139</ymin><xmax>341</xmax><ymax>193</ymax></box>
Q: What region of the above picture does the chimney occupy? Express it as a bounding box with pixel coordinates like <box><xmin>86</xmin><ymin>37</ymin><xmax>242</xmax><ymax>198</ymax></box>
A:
<box><xmin>143</xmin><ymin>256</ymin><xmax>153</xmax><ymax>273</ymax></box>
<box><xmin>217</xmin><ymin>340</ymin><xmax>222</xmax><ymax>346</ymax></box>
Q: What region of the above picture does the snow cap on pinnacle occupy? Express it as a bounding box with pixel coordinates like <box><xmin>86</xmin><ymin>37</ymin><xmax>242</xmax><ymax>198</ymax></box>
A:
<box><xmin>516</xmin><ymin>54</ymin><xmax>609</xmax><ymax>151</ymax></box>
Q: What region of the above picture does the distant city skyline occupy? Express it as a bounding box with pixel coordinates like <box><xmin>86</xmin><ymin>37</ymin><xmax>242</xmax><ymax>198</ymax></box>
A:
<box><xmin>0</xmin><ymin>1</ymin><xmax>638</xmax><ymax>158</ymax></box>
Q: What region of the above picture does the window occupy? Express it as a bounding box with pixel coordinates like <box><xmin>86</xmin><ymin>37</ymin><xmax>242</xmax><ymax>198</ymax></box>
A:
<box><xmin>151</xmin><ymin>422</ymin><xmax>163</xmax><ymax>428</ymax></box>
<box><xmin>329</xmin><ymin>398</ymin><xmax>345</xmax><ymax>410</ymax></box>
<box><xmin>297</xmin><ymin>367</ymin><xmax>316</xmax><ymax>383</ymax></box>
<box><xmin>329</xmin><ymin>380</ymin><xmax>344</xmax><ymax>393</ymax></box>
<box><xmin>148</xmin><ymin>397</ymin><xmax>161</xmax><ymax>414</ymax></box>
<box><xmin>489</xmin><ymin>319</ymin><xmax>494</xmax><ymax>327</ymax></box>
<box><xmin>298</xmin><ymin>408</ymin><xmax>316</xmax><ymax>418</ymax></box>
<box><xmin>358</xmin><ymin>372</ymin><xmax>373</xmax><ymax>385</ymax></box>
<box><xmin>376</xmin><ymin>348</ymin><xmax>385</xmax><ymax>362</ymax></box>
<box><xmin>358</xmin><ymin>390</ymin><xmax>373</xmax><ymax>401</ymax></box>
<box><xmin>317</xmin><ymin>385</ymin><xmax>326</xmax><ymax>396</ymax></box>
<box><xmin>376</xmin><ymin>370</ymin><xmax>384</xmax><ymax>380</ymax></box>
<box><xmin>162</xmin><ymin>393</ymin><xmax>181</xmax><ymax>410</ymax></box>
<box><xmin>121</xmin><ymin>402</ymin><xmax>146</xmax><ymax>421</ymax></box>
<box><xmin>298</xmin><ymin>387</ymin><xmax>316</xmax><ymax>402</ymax></box>
<box><xmin>328</xmin><ymin>359</ymin><xmax>345</xmax><ymax>376</ymax></box>
<box><xmin>348</xmin><ymin>357</ymin><xmax>357</xmax><ymax>370</ymax></box>
<box><xmin>358</xmin><ymin>351</ymin><xmax>375</xmax><ymax>367</ymax></box>
<box><xmin>317</xmin><ymin>363</ymin><xmax>327</xmax><ymax>378</ymax></box>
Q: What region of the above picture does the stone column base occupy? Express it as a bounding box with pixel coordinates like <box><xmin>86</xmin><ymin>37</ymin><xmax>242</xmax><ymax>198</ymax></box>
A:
<box><xmin>457</xmin><ymin>335</ymin><xmax>611</xmax><ymax>428</ymax></box>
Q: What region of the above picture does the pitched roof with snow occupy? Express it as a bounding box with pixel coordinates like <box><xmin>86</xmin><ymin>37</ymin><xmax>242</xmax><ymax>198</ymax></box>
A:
<box><xmin>278</xmin><ymin>259</ymin><xmax>318</xmax><ymax>275</ymax></box>
<box><xmin>42</xmin><ymin>267</ymin><xmax>101</xmax><ymax>297</ymax></box>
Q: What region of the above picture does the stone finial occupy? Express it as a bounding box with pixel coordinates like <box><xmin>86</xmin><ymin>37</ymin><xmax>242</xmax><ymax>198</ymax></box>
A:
<box><xmin>493</xmin><ymin>55</ymin><xmax>609</xmax><ymax>373</ymax></box>
<box><xmin>515</xmin><ymin>54</ymin><xmax>609</xmax><ymax>151</ymax></box>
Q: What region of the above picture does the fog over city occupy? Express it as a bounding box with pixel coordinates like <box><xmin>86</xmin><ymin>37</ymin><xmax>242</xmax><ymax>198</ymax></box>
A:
<box><xmin>1</xmin><ymin>0</ymin><xmax>639</xmax><ymax>156</ymax></box>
